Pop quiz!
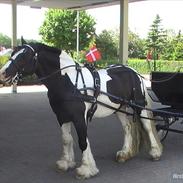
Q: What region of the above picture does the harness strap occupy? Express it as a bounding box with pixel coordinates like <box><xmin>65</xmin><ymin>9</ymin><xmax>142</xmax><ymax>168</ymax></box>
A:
<box><xmin>73</xmin><ymin>63</ymin><xmax>101</xmax><ymax>123</ymax></box>
<box><xmin>75</xmin><ymin>63</ymin><xmax>87</xmax><ymax>95</ymax></box>
<box><xmin>85</xmin><ymin>63</ymin><xmax>101</xmax><ymax>123</ymax></box>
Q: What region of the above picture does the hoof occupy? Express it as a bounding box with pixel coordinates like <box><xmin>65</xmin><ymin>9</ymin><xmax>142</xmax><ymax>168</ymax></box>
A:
<box><xmin>76</xmin><ymin>164</ymin><xmax>99</xmax><ymax>179</ymax></box>
<box><xmin>116</xmin><ymin>150</ymin><xmax>133</xmax><ymax>163</ymax></box>
<box><xmin>149</xmin><ymin>146</ymin><xmax>163</xmax><ymax>161</ymax></box>
<box><xmin>152</xmin><ymin>156</ymin><xmax>161</xmax><ymax>161</ymax></box>
<box><xmin>56</xmin><ymin>159</ymin><xmax>76</xmax><ymax>171</ymax></box>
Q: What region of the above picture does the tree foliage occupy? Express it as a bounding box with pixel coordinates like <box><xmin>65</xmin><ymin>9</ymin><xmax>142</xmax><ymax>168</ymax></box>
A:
<box><xmin>0</xmin><ymin>33</ymin><xmax>38</xmax><ymax>48</ymax></box>
<box><xmin>1</xmin><ymin>13</ymin><xmax>183</xmax><ymax>62</ymax></box>
<box><xmin>39</xmin><ymin>9</ymin><xmax>96</xmax><ymax>55</ymax></box>
<box><xmin>162</xmin><ymin>30</ymin><xmax>183</xmax><ymax>61</ymax></box>
<box><xmin>0</xmin><ymin>33</ymin><xmax>11</xmax><ymax>48</ymax></box>
<box><xmin>128</xmin><ymin>30</ymin><xmax>146</xmax><ymax>59</ymax></box>
<box><xmin>96</xmin><ymin>30</ymin><xmax>118</xmax><ymax>59</ymax></box>
<box><xmin>96</xmin><ymin>29</ymin><xmax>146</xmax><ymax>60</ymax></box>
<box><xmin>146</xmin><ymin>14</ymin><xmax>167</xmax><ymax>59</ymax></box>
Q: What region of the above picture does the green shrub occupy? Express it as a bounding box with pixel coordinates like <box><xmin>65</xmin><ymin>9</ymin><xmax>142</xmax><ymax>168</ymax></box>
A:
<box><xmin>128</xmin><ymin>59</ymin><xmax>183</xmax><ymax>74</ymax></box>
<box><xmin>0</xmin><ymin>55</ymin><xmax>9</xmax><ymax>67</ymax></box>
<box><xmin>95</xmin><ymin>59</ymin><xmax>183</xmax><ymax>74</ymax></box>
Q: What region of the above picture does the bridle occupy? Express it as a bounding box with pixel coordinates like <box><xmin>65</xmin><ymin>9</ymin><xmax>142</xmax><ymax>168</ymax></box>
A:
<box><xmin>10</xmin><ymin>44</ymin><xmax>38</xmax><ymax>83</ymax></box>
<box><xmin>10</xmin><ymin>44</ymin><xmax>80</xmax><ymax>83</ymax></box>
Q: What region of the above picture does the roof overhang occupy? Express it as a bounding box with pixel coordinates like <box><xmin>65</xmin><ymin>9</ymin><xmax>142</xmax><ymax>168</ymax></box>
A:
<box><xmin>0</xmin><ymin>0</ymin><xmax>145</xmax><ymax>9</ymax></box>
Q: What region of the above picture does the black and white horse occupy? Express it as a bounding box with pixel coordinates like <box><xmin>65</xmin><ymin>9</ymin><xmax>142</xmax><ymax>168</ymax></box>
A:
<box><xmin>0</xmin><ymin>41</ymin><xmax>162</xmax><ymax>179</ymax></box>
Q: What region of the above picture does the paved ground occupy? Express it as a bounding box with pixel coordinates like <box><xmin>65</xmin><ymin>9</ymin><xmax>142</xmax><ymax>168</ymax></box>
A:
<box><xmin>0</xmin><ymin>86</ymin><xmax>183</xmax><ymax>183</ymax></box>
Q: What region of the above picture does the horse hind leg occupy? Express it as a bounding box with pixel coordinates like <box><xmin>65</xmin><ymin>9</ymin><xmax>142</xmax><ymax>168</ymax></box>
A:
<box><xmin>140</xmin><ymin>109</ymin><xmax>163</xmax><ymax>160</ymax></box>
<box><xmin>56</xmin><ymin>122</ymin><xmax>76</xmax><ymax>171</ymax></box>
<box><xmin>116</xmin><ymin>108</ymin><xmax>141</xmax><ymax>162</ymax></box>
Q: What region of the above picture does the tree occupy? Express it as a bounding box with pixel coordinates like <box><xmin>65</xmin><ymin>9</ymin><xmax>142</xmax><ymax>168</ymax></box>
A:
<box><xmin>170</xmin><ymin>30</ymin><xmax>183</xmax><ymax>61</ymax></box>
<box><xmin>161</xmin><ymin>30</ymin><xmax>183</xmax><ymax>61</ymax></box>
<box><xmin>95</xmin><ymin>29</ymin><xmax>118</xmax><ymax>60</ymax></box>
<box><xmin>128</xmin><ymin>30</ymin><xmax>146</xmax><ymax>59</ymax></box>
<box><xmin>0</xmin><ymin>33</ymin><xmax>11</xmax><ymax>48</ymax></box>
<box><xmin>39</xmin><ymin>9</ymin><xmax>96</xmax><ymax>55</ymax></box>
<box><xmin>96</xmin><ymin>29</ymin><xmax>146</xmax><ymax>60</ymax></box>
<box><xmin>146</xmin><ymin>14</ymin><xmax>167</xmax><ymax>70</ymax></box>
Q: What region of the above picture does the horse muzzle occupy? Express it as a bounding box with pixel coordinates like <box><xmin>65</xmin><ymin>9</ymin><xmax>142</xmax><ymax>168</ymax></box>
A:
<box><xmin>0</xmin><ymin>61</ymin><xmax>13</xmax><ymax>83</ymax></box>
<box><xmin>0</xmin><ymin>71</ymin><xmax>12</xmax><ymax>83</ymax></box>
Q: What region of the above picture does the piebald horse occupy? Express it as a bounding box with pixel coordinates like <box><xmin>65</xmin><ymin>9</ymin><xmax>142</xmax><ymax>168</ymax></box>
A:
<box><xmin>0</xmin><ymin>41</ymin><xmax>162</xmax><ymax>179</ymax></box>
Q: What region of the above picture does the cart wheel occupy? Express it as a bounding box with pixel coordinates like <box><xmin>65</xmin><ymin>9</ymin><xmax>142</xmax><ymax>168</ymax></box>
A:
<box><xmin>155</xmin><ymin>116</ymin><xmax>169</xmax><ymax>142</ymax></box>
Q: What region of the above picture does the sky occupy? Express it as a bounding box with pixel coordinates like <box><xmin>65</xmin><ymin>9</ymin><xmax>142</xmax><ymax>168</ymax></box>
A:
<box><xmin>0</xmin><ymin>0</ymin><xmax>183</xmax><ymax>40</ymax></box>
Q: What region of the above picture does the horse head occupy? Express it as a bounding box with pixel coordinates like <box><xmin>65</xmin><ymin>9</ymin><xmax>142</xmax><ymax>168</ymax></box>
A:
<box><xmin>0</xmin><ymin>40</ymin><xmax>37</xmax><ymax>83</ymax></box>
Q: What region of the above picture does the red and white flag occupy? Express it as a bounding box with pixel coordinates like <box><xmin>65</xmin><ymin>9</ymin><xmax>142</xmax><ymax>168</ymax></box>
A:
<box><xmin>146</xmin><ymin>50</ymin><xmax>152</xmax><ymax>61</ymax></box>
<box><xmin>85</xmin><ymin>46</ymin><xmax>101</xmax><ymax>63</ymax></box>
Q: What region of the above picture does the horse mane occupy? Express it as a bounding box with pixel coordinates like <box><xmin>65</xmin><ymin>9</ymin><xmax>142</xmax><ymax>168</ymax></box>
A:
<box><xmin>33</xmin><ymin>42</ymin><xmax>61</xmax><ymax>55</ymax></box>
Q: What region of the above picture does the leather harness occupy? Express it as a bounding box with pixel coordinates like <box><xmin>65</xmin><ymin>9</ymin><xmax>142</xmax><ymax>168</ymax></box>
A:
<box><xmin>75</xmin><ymin>63</ymin><xmax>101</xmax><ymax>123</ymax></box>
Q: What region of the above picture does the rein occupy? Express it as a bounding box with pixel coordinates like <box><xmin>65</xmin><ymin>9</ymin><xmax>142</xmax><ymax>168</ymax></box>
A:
<box><xmin>11</xmin><ymin>45</ymin><xmax>183</xmax><ymax>121</ymax></box>
<box><xmin>38</xmin><ymin>64</ymin><xmax>79</xmax><ymax>82</ymax></box>
<box><xmin>16</xmin><ymin>58</ymin><xmax>183</xmax><ymax>120</ymax></box>
<box><xmin>13</xmin><ymin>65</ymin><xmax>78</xmax><ymax>84</ymax></box>
<box><xmin>79</xmin><ymin>87</ymin><xmax>183</xmax><ymax>121</ymax></box>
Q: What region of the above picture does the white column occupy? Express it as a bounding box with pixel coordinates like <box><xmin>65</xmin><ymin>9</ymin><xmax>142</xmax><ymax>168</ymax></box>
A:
<box><xmin>11</xmin><ymin>0</ymin><xmax>17</xmax><ymax>93</ymax></box>
<box><xmin>119</xmin><ymin>0</ymin><xmax>128</xmax><ymax>65</ymax></box>
<box><xmin>12</xmin><ymin>0</ymin><xmax>17</xmax><ymax>48</ymax></box>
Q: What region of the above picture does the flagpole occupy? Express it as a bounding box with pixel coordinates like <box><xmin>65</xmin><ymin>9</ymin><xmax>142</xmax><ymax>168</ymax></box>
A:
<box><xmin>76</xmin><ymin>10</ymin><xmax>80</xmax><ymax>62</ymax></box>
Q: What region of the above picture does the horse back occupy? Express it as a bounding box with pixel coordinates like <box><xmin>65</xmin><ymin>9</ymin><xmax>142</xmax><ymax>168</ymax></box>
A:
<box><xmin>104</xmin><ymin>65</ymin><xmax>145</xmax><ymax>107</ymax></box>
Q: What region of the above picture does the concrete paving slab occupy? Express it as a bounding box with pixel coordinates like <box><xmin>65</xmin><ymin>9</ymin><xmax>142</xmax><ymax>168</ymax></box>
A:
<box><xmin>0</xmin><ymin>86</ymin><xmax>182</xmax><ymax>183</ymax></box>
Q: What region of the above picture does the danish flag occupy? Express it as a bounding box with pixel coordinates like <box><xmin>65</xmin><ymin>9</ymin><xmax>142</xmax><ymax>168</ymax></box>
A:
<box><xmin>85</xmin><ymin>46</ymin><xmax>101</xmax><ymax>63</ymax></box>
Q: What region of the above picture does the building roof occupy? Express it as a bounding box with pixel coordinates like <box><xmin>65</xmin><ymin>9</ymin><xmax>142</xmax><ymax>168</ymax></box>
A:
<box><xmin>0</xmin><ymin>0</ymin><xmax>145</xmax><ymax>9</ymax></box>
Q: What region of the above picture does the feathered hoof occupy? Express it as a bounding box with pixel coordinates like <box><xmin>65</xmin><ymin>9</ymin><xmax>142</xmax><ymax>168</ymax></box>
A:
<box><xmin>56</xmin><ymin>159</ymin><xmax>76</xmax><ymax>171</ymax></box>
<box><xmin>149</xmin><ymin>146</ymin><xmax>163</xmax><ymax>161</ymax></box>
<box><xmin>76</xmin><ymin>164</ymin><xmax>99</xmax><ymax>179</ymax></box>
<box><xmin>116</xmin><ymin>150</ymin><xmax>133</xmax><ymax>163</ymax></box>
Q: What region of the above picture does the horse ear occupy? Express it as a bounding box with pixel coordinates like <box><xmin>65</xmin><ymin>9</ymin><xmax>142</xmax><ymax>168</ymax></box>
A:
<box><xmin>21</xmin><ymin>36</ymin><xmax>27</xmax><ymax>45</ymax></box>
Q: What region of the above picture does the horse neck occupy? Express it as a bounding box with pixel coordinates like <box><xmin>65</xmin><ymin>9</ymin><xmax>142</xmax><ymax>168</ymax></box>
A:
<box><xmin>59</xmin><ymin>51</ymin><xmax>76</xmax><ymax>75</ymax></box>
<box><xmin>35</xmin><ymin>50</ymin><xmax>61</xmax><ymax>82</ymax></box>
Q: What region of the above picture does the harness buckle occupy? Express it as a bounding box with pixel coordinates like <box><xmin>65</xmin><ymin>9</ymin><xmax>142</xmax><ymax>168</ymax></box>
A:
<box><xmin>12</xmin><ymin>73</ymin><xmax>22</xmax><ymax>84</ymax></box>
<box><xmin>95</xmin><ymin>78</ymin><xmax>100</xmax><ymax>87</ymax></box>
<box><xmin>91</xmin><ymin>97</ymin><xmax>97</xmax><ymax>103</ymax></box>
<box><xmin>75</xmin><ymin>63</ymin><xmax>81</xmax><ymax>72</ymax></box>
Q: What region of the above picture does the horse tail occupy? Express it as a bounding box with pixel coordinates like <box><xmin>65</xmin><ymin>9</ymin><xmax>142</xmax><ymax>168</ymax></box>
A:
<box><xmin>129</xmin><ymin>117</ymin><xmax>142</xmax><ymax>155</ymax></box>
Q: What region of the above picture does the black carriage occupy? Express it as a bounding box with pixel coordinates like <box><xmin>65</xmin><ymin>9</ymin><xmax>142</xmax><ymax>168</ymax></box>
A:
<box><xmin>149</xmin><ymin>71</ymin><xmax>183</xmax><ymax>141</ymax></box>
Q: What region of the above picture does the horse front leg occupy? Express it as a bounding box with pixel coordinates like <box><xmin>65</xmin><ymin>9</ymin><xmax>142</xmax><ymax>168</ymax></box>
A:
<box><xmin>73</xmin><ymin>119</ymin><xmax>99</xmax><ymax>179</ymax></box>
<box><xmin>57</xmin><ymin>122</ymin><xmax>76</xmax><ymax>171</ymax></box>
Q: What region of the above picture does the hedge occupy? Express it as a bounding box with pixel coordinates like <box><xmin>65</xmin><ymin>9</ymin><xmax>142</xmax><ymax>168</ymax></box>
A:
<box><xmin>97</xmin><ymin>59</ymin><xmax>183</xmax><ymax>74</ymax></box>
<box><xmin>128</xmin><ymin>59</ymin><xmax>183</xmax><ymax>74</ymax></box>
